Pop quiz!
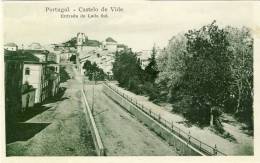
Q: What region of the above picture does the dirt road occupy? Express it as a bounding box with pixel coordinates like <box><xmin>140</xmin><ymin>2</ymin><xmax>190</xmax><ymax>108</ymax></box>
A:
<box><xmin>6</xmin><ymin>64</ymin><xmax>96</xmax><ymax>156</ymax></box>
<box><xmin>84</xmin><ymin>84</ymin><xmax>178</xmax><ymax>156</ymax></box>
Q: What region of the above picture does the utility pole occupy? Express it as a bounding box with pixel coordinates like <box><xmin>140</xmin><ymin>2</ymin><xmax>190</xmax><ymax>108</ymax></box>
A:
<box><xmin>92</xmin><ymin>72</ymin><xmax>96</xmax><ymax>114</ymax></box>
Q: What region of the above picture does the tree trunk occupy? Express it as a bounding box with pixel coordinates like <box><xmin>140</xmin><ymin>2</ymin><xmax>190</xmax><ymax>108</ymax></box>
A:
<box><xmin>210</xmin><ymin>108</ymin><xmax>214</xmax><ymax>126</ymax></box>
<box><xmin>236</xmin><ymin>80</ymin><xmax>242</xmax><ymax>114</ymax></box>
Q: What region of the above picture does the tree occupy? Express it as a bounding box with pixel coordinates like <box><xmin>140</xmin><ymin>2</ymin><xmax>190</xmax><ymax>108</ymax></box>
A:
<box><xmin>156</xmin><ymin>33</ymin><xmax>187</xmax><ymax>102</ymax></box>
<box><xmin>63</xmin><ymin>37</ymin><xmax>77</xmax><ymax>48</ymax></box>
<box><xmin>224</xmin><ymin>26</ymin><xmax>253</xmax><ymax>128</ymax></box>
<box><xmin>144</xmin><ymin>45</ymin><xmax>159</xmax><ymax>83</ymax></box>
<box><xmin>183</xmin><ymin>20</ymin><xmax>232</xmax><ymax>125</ymax></box>
<box><xmin>69</xmin><ymin>54</ymin><xmax>76</xmax><ymax>63</ymax></box>
<box><xmin>112</xmin><ymin>50</ymin><xmax>144</xmax><ymax>94</ymax></box>
<box><xmin>83</xmin><ymin>60</ymin><xmax>106</xmax><ymax>81</ymax></box>
<box><xmin>155</xmin><ymin>22</ymin><xmax>253</xmax><ymax>128</ymax></box>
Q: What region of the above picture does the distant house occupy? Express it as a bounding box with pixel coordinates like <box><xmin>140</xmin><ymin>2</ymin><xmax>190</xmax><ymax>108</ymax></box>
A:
<box><xmin>136</xmin><ymin>50</ymin><xmax>152</xmax><ymax>69</ymax></box>
<box><xmin>117</xmin><ymin>44</ymin><xmax>128</xmax><ymax>52</ymax></box>
<box><xmin>27</xmin><ymin>42</ymin><xmax>44</xmax><ymax>50</ymax></box>
<box><xmin>4</xmin><ymin>42</ymin><xmax>18</xmax><ymax>51</ymax></box>
<box><xmin>75</xmin><ymin>32</ymin><xmax>127</xmax><ymax>76</ymax></box>
<box><xmin>103</xmin><ymin>37</ymin><xmax>117</xmax><ymax>52</ymax></box>
<box><xmin>77</xmin><ymin>33</ymin><xmax>102</xmax><ymax>54</ymax></box>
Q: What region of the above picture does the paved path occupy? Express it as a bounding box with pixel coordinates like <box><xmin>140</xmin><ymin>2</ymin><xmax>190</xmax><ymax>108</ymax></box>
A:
<box><xmin>6</xmin><ymin>64</ymin><xmax>96</xmax><ymax>156</ymax></box>
<box><xmin>109</xmin><ymin>82</ymin><xmax>253</xmax><ymax>155</ymax></box>
<box><xmin>84</xmin><ymin>84</ymin><xmax>178</xmax><ymax>156</ymax></box>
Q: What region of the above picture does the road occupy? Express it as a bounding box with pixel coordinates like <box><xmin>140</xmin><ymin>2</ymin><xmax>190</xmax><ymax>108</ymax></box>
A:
<box><xmin>109</xmin><ymin>82</ymin><xmax>254</xmax><ymax>155</ymax></box>
<box><xmin>6</xmin><ymin>64</ymin><xmax>96</xmax><ymax>156</ymax></box>
<box><xmin>84</xmin><ymin>83</ymin><xmax>178</xmax><ymax>156</ymax></box>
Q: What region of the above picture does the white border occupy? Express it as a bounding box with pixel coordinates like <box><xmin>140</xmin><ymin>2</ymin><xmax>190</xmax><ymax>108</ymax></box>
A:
<box><xmin>1</xmin><ymin>1</ymin><xmax>260</xmax><ymax>163</ymax></box>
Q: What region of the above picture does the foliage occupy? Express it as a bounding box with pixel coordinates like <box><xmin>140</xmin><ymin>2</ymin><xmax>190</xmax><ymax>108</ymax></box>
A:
<box><xmin>144</xmin><ymin>46</ymin><xmax>159</xmax><ymax>83</ymax></box>
<box><xmin>224</xmin><ymin>26</ymin><xmax>253</xmax><ymax>128</ymax></box>
<box><xmin>155</xmin><ymin>21</ymin><xmax>253</xmax><ymax>128</ymax></box>
<box><xmin>63</xmin><ymin>37</ymin><xmax>77</xmax><ymax>48</ymax></box>
<box><xmin>180</xmin><ymin>21</ymin><xmax>232</xmax><ymax>124</ymax></box>
<box><xmin>83</xmin><ymin>60</ymin><xmax>106</xmax><ymax>81</ymax></box>
<box><xmin>156</xmin><ymin>33</ymin><xmax>187</xmax><ymax>102</ymax></box>
<box><xmin>112</xmin><ymin>50</ymin><xmax>144</xmax><ymax>94</ymax></box>
<box><xmin>112</xmin><ymin>21</ymin><xmax>253</xmax><ymax>129</ymax></box>
<box><xmin>112</xmin><ymin>47</ymin><xmax>161</xmax><ymax>98</ymax></box>
<box><xmin>69</xmin><ymin>55</ymin><xmax>76</xmax><ymax>64</ymax></box>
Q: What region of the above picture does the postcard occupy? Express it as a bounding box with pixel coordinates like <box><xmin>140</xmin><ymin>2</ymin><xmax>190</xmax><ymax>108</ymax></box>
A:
<box><xmin>1</xmin><ymin>0</ymin><xmax>260</xmax><ymax>163</ymax></box>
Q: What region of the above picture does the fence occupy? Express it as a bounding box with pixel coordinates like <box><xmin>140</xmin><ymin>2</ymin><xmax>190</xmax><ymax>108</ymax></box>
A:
<box><xmin>103</xmin><ymin>81</ymin><xmax>227</xmax><ymax>156</ymax></box>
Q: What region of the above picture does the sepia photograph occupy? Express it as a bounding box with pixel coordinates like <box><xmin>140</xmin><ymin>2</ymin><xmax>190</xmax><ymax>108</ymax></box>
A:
<box><xmin>1</xmin><ymin>0</ymin><xmax>257</xmax><ymax>159</ymax></box>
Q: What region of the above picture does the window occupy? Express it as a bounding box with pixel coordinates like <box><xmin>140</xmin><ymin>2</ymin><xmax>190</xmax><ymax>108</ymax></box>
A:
<box><xmin>25</xmin><ymin>67</ymin><xmax>30</xmax><ymax>75</ymax></box>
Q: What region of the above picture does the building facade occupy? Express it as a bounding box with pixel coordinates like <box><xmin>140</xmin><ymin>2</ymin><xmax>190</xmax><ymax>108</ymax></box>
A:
<box><xmin>4</xmin><ymin>57</ymin><xmax>24</xmax><ymax>124</ymax></box>
<box><xmin>22</xmin><ymin>62</ymin><xmax>49</xmax><ymax>103</ymax></box>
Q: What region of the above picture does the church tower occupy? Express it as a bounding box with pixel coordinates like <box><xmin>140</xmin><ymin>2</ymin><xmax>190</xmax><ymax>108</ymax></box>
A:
<box><xmin>76</xmin><ymin>33</ymin><xmax>86</xmax><ymax>53</ymax></box>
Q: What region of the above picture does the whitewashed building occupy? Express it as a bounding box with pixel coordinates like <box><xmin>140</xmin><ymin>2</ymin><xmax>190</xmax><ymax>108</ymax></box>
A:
<box><xmin>4</xmin><ymin>42</ymin><xmax>18</xmax><ymax>51</ymax></box>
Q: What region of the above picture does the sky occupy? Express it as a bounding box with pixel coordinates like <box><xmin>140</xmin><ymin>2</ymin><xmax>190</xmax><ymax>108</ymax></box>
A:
<box><xmin>3</xmin><ymin>1</ymin><xmax>255</xmax><ymax>51</ymax></box>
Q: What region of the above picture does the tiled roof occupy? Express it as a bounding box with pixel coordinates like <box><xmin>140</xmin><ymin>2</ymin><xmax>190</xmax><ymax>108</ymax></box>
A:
<box><xmin>4</xmin><ymin>50</ymin><xmax>40</xmax><ymax>62</ymax></box>
<box><xmin>23</xmin><ymin>49</ymin><xmax>49</xmax><ymax>54</ymax></box>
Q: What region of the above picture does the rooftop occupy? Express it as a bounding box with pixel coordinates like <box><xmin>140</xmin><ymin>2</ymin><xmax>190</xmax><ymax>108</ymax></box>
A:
<box><xmin>84</xmin><ymin>39</ymin><xmax>101</xmax><ymax>47</ymax></box>
<box><xmin>28</xmin><ymin>42</ymin><xmax>44</xmax><ymax>50</ymax></box>
<box><xmin>4</xmin><ymin>42</ymin><xmax>18</xmax><ymax>47</ymax></box>
<box><xmin>4</xmin><ymin>50</ymin><xmax>42</xmax><ymax>63</ymax></box>
<box><xmin>105</xmin><ymin>37</ymin><xmax>117</xmax><ymax>43</ymax></box>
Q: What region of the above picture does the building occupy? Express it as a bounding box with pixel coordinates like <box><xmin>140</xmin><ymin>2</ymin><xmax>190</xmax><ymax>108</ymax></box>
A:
<box><xmin>117</xmin><ymin>44</ymin><xmax>128</xmax><ymax>52</ymax></box>
<box><xmin>136</xmin><ymin>47</ymin><xmax>162</xmax><ymax>69</ymax></box>
<box><xmin>102</xmin><ymin>37</ymin><xmax>118</xmax><ymax>52</ymax></box>
<box><xmin>4</xmin><ymin>51</ymin><xmax>24</xmax><ymax>124</ymax></box>
<box><xmin>77</xmin><ymin>33</ymin><xmax>102</xmax><ymax>54</ymax></box>
<box><xmin>5</xmin><ymin>48</ymin><xmax>59</xmax><ymax>104</ymax></box>
<box><xmin>4</xmin><ymin>42</ymin><xmax>18</xmax><ymax>51</ymax></box>
<box><xmin>23</xmin><ymin>49</ymin><xmax>49</xmax><ymax>62</ymax></box>
<box><xmin>22</xmin><ymin>60</ymin><xmax>49</xmax><ymax>103</ymax></box>
<box><xmin>27</xmin><ymin>42</ymin><xmax>45</xmax><ymax>50</ymax></box>
<box><xmin>76</xmin><ymin>33</ymin><xmax>125</xmax><ymax>75</ymax></box>
<box><xmin>47</xmin><ymin>52</ymin><xmax>60</xmax><ymax>73</ymax></box>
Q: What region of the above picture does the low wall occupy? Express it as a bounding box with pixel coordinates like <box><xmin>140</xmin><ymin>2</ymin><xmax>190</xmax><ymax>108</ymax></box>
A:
<box><xmin>82</xmin><ymin>89</ymin><xmax>105</xmax><ymax>156</ymax></box>
<box><xmin>103</xmin><ymin>84</ymin><xmax>205</xmax><ymax>156</ymax></box>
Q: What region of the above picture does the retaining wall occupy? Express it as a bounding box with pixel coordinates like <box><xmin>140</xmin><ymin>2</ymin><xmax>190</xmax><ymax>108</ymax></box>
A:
<box><xmin>82</xmin><ymin>89</ymin><xmax>105</xmax><ymax>156</ymax></box>
<box><xmin>103</xmin><ymin>84</ymin><xmax>204</xmax><ymax>156</ymax></box>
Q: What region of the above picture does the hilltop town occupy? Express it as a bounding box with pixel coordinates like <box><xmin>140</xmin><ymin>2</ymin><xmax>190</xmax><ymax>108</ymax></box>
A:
<box><xmin>4</xmin><ymin>25</ymin><xmax>253</xmax><ymax>157</ymax></box>
<box><xmin>4</xmin><ymin>32</ymin><xmax>156</xmax><ymax>133</ymax></box>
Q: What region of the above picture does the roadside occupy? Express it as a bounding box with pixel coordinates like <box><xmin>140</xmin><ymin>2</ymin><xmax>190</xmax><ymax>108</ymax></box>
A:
<box><xmin>84</xmin><ymin>83</ymin><xmax>178</xmax><ymax>156</ymax></box>
<box><xmin>109</xmin><ymin>82</ymin><xmax>253</xmax><ymax>155</ymax></box>
<box><xmin>6</xmin><ymin>64</ymin><xmax>96</xmax><ymax>156</ymax></box>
